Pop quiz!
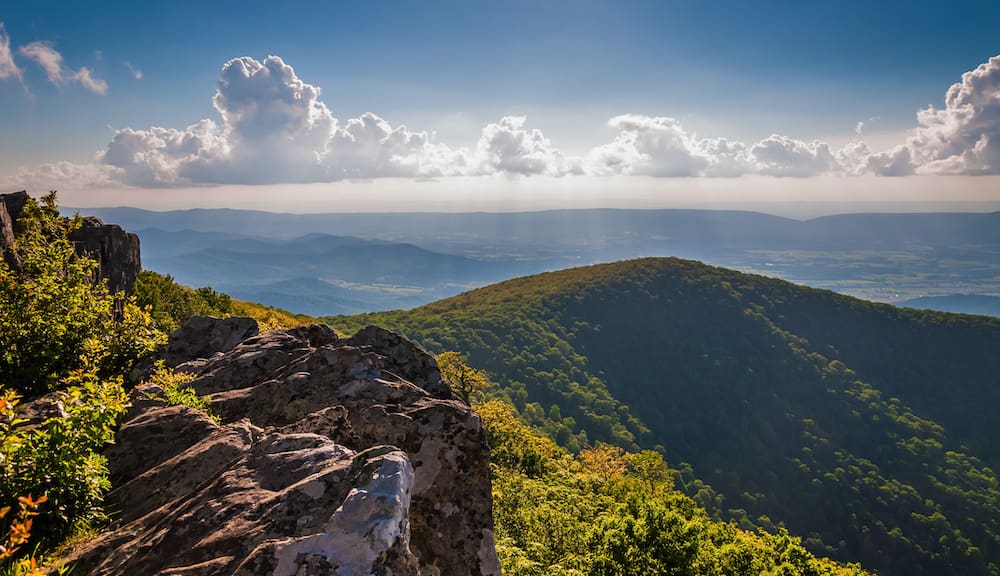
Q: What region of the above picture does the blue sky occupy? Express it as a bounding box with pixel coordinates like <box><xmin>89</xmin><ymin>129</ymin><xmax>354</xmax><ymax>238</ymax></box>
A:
<box><xmin>1</xmin><ymin>1</ymin><xmax>999</xmax><ymax>211</ymax></box>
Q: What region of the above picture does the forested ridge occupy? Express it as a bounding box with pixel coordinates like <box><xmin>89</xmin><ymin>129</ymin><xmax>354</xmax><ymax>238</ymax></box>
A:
<box><xmin>330</xmin><ymin>257</ymin><xmax>1000</xmax><ymax>576</ymax></box>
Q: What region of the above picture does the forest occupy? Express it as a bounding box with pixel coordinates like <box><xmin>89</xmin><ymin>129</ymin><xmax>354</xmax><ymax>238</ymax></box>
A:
<box><xmin>330</xmin><ymin>257</ymin><xmax>1000</xmax><ymax>576</ymax></box>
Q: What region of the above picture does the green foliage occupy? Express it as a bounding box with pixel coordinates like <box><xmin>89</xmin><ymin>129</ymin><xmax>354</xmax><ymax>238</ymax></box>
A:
<box><xmin>331</xmin><ymin>257</ymin><xmax>1000</xmax><ymax>576</ymax></box>
<box><xmin>0</xmin><ymin>376</ymin><xmax>127</xmax><ymax>546</ymax></box>
<box><xmin>0</xmin><ymin>192</ymin><xmax>164</xmax><ymax>396</ymax></box>
<box><xmin>0</xmin><ymin>193</ymin><xmax>159</xmax><ymax>567</ymax></box>
<box><xmin>437</xmin><ymin>351</ymin><xmax>490</xmax><ymax>405</ymax></box>
<box><xmin>132</xmin><ymin>270</ymin><xmax>235</xmax><ymax>333</ymax></box>
<box><xmin>146</xmin><ymin>362</ymin><xmax>216</xmax><ymax>421</ymax></box>
<box><xmin>485</xmin><ymin>398</ymin><xmax>870</xmax><ymax>576</ymax></box>
<box><xmin>133</xmin><ymin>269</ymin><xmax>314</xmax><ymax>333</ymax></box>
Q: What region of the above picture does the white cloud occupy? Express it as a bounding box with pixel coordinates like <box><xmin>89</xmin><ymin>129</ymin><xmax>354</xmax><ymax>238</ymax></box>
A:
<box><xmin>17</xmin><ymin>51</ymin><xmax>1000</xmax><ymax>188</ymax></box>
<box><xmin>18</xmin><ymin>41</ymin><xmax>107</xmax><ymax>94</ymax></box>
<box><xmin>856</xmin><ymin>121</ymin><xmax>865</xmax><ymax>135</ymax></box>
<box><xmin>124</xmin><ymin>61</ymin><xmax>143</xmax><ymax>80</ymax></box>
<box><xmin>586</xmin><ymin>116</ymin><xmax>852</xmax><ymax>178</ymax></box>
<box><xmin>587</xmin><ymin>115</ymin><xmax>709</xmax><ymax>177</ymax></box>
<box><xmin>2</xmin><ymin>160</ymin><xmax>122</xmax><ymax>191</ymax></box>
<box><xmin>19</xmin><ymin>42</ymin><xmax>63</xmax><ymax>83</ymax></box>
<box><xmin>0</xmin><ymin>23</ymin><xmax>23</xmax><ymax>82</ymax></box>
<box><xmin>748</xmin><ymin>135</ymin><xmax>838</xmax><ymax>177</ymax></box>
<box><xmin>472</xmin><ymin>116</ymin><xmax>581</xmax><ymax>176</ymax></box>
<box><xmin>98</xmin><ymin>56</ymin><xmax>577</xmax><ymax>185</ymax></box>
<box><xmin>326</xmin><ymin>112</ymin><xmax>470</xmax><ymax>179</ymax></box>
<box><xmin>72</xmin><ymin>66</ymin><xmax>107</xmax><ymax>94</ymax></box>
<box><xmin>904</xmin><ymin>54</ymin><xmax>1000</xmax><ymax>175</ymax></box>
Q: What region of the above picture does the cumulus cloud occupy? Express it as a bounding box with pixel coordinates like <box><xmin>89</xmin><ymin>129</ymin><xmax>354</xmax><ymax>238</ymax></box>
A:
<box><xmin>326</xmin><ymin>112</ymin><xmax>470</xmax><ymax>179</ymax></box>
<box><xmin>18</xmin><ymin>41</ymin><xmax>107</xmax><ymax>93</ymax></box>
<box><xmin>473</xmin><ymin>116</ymin><xmax>581</xmax><ymax>176</ymax></box>
<box><xmin>905</xmin><ymin>54</ymin><xmax>1000</xmax><ymax>174</ymax></box>
<box><xmin>98</xmin><ymin>55</ymin><xmax>576</xmax><ymax>185</ymax></box>
<box><xmin>586</xmin><ymin>115</ymin><xmax>855</xmax><ymax>178</ymax></box>
<box><xmin>749</xmin><ymin>135</ymin><xmax>838</xmax><ymax>177</ymax></box>
<box><xmin>588</xmin><ymin>115</ymin><xmax>709</xmax><ymax>177</ymax></box>
<box><xmin>0</xmin><ymin>23</ymin><xmax>23</xmax><ymax>82</ymax></box>
<box><xmin>21</xmin><ymin>51</ymin><xmax>999</xmax><ymax>187</ymax></box>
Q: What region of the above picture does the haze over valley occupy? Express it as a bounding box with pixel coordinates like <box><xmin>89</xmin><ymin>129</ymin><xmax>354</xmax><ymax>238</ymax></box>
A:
<box><xmin>71</xmin><ymin>205</ymin><xmax>1000</xmax><ymax>316</ymax></box>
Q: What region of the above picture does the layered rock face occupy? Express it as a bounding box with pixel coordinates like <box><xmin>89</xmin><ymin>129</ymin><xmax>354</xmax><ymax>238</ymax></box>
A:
<box><xmin>64</xmin><ymin>319</ymin><xmax>501</xmax><ymax>576</ymax></box>
<box><xmin>0</xmin><ymin>191</ymin><xmax>141</xmax><ymax>293</ymax></box>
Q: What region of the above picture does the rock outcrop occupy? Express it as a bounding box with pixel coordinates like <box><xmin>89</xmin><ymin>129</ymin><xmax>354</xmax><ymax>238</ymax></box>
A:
<box><xmin>0</xmin><ymin>191</ymin><xmax>141</xmax><ymax>293</ymax></box>
<box><xmin>67</xmin><ymin>216</ymin><xmax>142</xmax><ymax>293</ymax></box>
<box><xmin>0</xmin><ymin>190</ymin><xmax>28</xmax><ymax>268</ymax></box>
<box><xmin>64</xmin><ymin>318</ymin><xmax>501</xmax><ymax>576</ymax></box>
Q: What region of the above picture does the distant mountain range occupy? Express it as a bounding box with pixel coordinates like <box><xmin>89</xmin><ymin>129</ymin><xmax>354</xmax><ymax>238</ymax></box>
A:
<box><xmin>67</xmin><ymin>206</ymin><xmax>1000</xmax><ymax>315</ymax></box>
<box><xmin>330</xmin><ymin>257</ymin><xmax>1000</xmax><ymax>576</ymax></box>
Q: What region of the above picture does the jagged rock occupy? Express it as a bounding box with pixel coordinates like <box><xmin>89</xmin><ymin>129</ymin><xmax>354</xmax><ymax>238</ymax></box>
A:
<box><xmin>346</xmin><ymin>325</ymin><xmax>452</xmax><ymax>399</ymax></box>
<box><xmin>67</xmin><ymin>216</ymin><xmax>142</xmax><ymax>294</ymax></box>
<box><xmin>165</xmin><ymin>316</ymin><xmax>261</xmax><ymax>368</ymax></box>
<box><xmin>65</xmin><ymin>320</ymin><xmax>499</xmax><ymax>576</ymax></box>
<box><xmin>0</xmin><ymin>191</ymin><xmax>28</xmax><ymax>268</ymax></box>
<box><xmin>0</xmin><ymin>191</ymin><xmax>141</xmax><ymax>293</ymax></box>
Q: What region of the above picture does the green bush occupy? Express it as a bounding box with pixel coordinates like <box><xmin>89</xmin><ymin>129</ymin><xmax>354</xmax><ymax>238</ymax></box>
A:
<box><xmin>0</xmin><ymin>192</ymin><xmax>163</xmax><ymax>397</ymax></box>
<box><xmin>0</xmin><ymin>192</ymin><xmax>163</xmax><ymax>565</ymax></box>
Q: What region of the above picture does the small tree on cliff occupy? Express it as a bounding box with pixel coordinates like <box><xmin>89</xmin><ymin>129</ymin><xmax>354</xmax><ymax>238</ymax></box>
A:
<box><xmin>437</xmin><ymin>351</ymin><xmax>490</xmax><ymax>405</ymax></box>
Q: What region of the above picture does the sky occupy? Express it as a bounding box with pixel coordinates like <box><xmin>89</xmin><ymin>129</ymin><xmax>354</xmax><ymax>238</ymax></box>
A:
<box><xmin>1</xmin><ymin>0</ymin><xmax>999</xmax><ymax>214</ymax></box>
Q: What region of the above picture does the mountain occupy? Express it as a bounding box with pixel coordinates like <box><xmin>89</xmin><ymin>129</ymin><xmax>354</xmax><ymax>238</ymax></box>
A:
<box><xmin>131</xmin><ymin>228</ymin><xmax>547</xmax><ymax>314</ymax></box>
<box><xmin>897</xmin><ymin>293</ymin><xmax>1000</xmax><ymax>317</ymax></box>
<box><xmin>71</xmin><ymin>207</ymin><xmax>1000</xmax><ymax>313</ymax></box>
<box><xmin>330</xmin><ymin>257</ymin><xmax>1000</xmax><ymax>576</ymax></box>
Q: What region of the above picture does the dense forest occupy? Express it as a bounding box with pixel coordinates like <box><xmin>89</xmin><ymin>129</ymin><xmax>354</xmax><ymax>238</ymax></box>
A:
<box><xmin>330</xmin><ymin>258</ymin><xmax>1000</xmax><ymax>576</ymax></box>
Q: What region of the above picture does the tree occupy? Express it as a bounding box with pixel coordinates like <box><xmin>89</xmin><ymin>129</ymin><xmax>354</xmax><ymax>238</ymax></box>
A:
<box><xmin>0</xmin><ymin>192</ymin><xmax>163</xmax><ymax>396</ymax></box>
<box><xmin>628</xmin><ymin>450</ymin><xmax>673</xmax><ymax>494</ymax></box>
<box><xmin>580</xmin><ymin>444</ymin><xmax>627</xmax><ymax>484</ymax></box>
<box><xmin>437</xmin><ymin>351</ymin><xmax>490</xmax><ymax>405</ymax></box>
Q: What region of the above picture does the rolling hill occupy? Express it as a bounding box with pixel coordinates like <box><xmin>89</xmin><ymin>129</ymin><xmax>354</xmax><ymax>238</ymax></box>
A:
<box><xmin>330</xmin><ymin>257</ymin><xmax>1000</xmax><ymax>576</ymax></box>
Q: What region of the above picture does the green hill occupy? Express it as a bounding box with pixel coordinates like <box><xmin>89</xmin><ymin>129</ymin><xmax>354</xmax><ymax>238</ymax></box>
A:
<box><xmin>329</xmin><ymin>257</ymin><xmax>1000</xmax><ymax>576</ymax></box>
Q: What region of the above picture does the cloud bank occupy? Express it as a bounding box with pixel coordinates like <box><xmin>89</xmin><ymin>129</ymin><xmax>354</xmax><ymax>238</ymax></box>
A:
<box><xmin>12</xmin><ymin>52</ymin><xmax>1000</xmax><ymax>189</ymax></box>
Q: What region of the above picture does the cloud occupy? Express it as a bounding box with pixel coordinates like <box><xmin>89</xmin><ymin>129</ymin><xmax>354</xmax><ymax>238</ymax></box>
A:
<box><xmin>19</xmin><ymin>42</ymin><xmax>63</xmax><ymax>82</ymax></box>
<box><xmin>2</xmin><ymin>160</ymin><xmax>122</xmax><ymax>191</ymax></box>
<box><xmin>473</xmin><ymin>116</ymin><xmax>581</xmax><ymax>176</ymax></box>
<box><xmin>72</xmin><ymin>67</ymin><xmax>107</xmax><ymax>94</ymax></box>
<box><xmin>587</xmin><ymin>115</ymin><xmax>709</xmax><ymax>177</ymax></box>
<box><xmin>326</xmin><ymin>112</ymin><xmax>470</xmax><ymax>179</ymax></box>
<box><xmin>19</xmin><ymin>51</ymin><xmax>1000</xmax><ymax>188</ymax></box>
<box><xmin>0</xmin><ymin>23</ymin><xmax>23</xmax><ymax>82</ymax></box>
<box><xmin>18</xmin><ymin>41</ymin><xmax>107</xmax><ymax>93</ymax></box>
<box><xmin>904</xmin><ymin>54</ymin><xmax>1000</xmax><ymax>174</ymax></box>
<box><xmin>586</xmin><ymin>115</ymin><xmax>851</xmax><ymax>178</ymax></box>
<box><xmin>748</xmin><ymin>135</ymin><xmax>838</xmax><ymax>177</ymax></box>
<box><xmin>124</xmin><ymin>61</ymin><xmax>143</xmax><ymax>80</ymax></box>
<box><xmin>98</xmin><ymin>55</ymin><xmax>577</xmax><ymax>185</ymax></box>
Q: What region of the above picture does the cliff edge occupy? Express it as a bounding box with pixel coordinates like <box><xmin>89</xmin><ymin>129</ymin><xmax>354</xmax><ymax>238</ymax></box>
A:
<box><xmin>63</xmin><ymin>318</ymin><xmax>501</xmax><ymax>575</ymax></box>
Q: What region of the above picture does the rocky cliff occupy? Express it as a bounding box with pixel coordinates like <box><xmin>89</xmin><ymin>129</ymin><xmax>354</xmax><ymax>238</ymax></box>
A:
<box><xmin>63</xmin><ymin>317</ymin><xmax>501</xmax><ymax>576</ymax></box>
<box><xmin>0</xmin><ymin>191</ymin><xmax>140</xmax><ymax>293</ymax></box>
